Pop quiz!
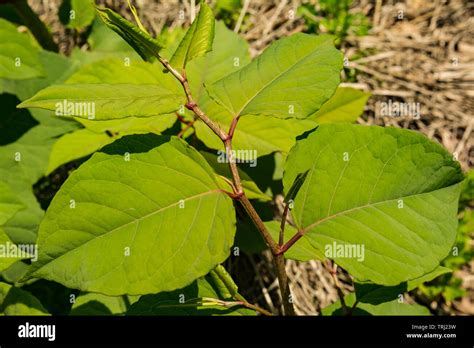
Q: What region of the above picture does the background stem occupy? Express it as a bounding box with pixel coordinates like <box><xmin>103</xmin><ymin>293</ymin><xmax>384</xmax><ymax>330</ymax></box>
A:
<box><xmin>8</xmin><ymin>0</ymin><xmax>59</xmax><ymax>52</ymax></box>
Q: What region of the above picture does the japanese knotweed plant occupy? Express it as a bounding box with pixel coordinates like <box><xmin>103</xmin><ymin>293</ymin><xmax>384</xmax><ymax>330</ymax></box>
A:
<box><xmin>15</xmin><ymin>3</ymin><xmax>464</xmax><ymax>316</ymax></box>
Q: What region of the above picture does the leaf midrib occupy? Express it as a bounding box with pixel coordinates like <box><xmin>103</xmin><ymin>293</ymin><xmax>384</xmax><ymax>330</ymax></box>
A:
<box><xmin>300</xmin><ymin>186</ymin><xmax>455</xmax><ymax>235</ymax></box>
<box><xmin>219</xmin><ymin>37</ymin><xmax>334</xmax><ymax>117</ymax></box>
<box><xmin>34</xmin><ymin>188</ymin><xmax>224</xmax><ymax>273</ymax></box>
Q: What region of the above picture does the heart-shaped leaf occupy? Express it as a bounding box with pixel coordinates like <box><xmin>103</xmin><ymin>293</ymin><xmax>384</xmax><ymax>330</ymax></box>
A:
<box><xmin>283</xmin><ymin>124</ymin><xmax>464</xmax><ymax>285</ymax></box>
<box><xmin>28</xmin><ymin>135</ymin><xmax>236</xmax><ymax>295</ymax></box>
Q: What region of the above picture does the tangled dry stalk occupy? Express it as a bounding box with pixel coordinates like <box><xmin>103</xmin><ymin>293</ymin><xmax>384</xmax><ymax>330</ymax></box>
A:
<box><xmin>27</xmin><ymin>0</ymin><xmax>473</xmax><ymax>315</ymax></box>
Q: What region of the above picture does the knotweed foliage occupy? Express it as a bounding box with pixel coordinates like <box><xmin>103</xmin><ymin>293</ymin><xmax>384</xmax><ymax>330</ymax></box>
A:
<box><xmin>0</xmin><ymin>2</ymin><xmax>465</xmax><ymax>316</ymax></box>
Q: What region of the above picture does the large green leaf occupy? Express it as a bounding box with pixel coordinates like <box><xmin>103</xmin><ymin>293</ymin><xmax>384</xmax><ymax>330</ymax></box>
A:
<box><xmin>283</xmin><ymin>124</ymin><xmax>464</xmax><ymax>285</ymax></box>
<box><xmin>0</xmin><ymin>19</ymin><xmax>44</xmax><ymax>80</ymax></box>
<box><xmin>18</xmin><ymin>84</ymin><xmax>182</xmax><ymax>120</ymax></box>
<box><xmin>170</xmin><ymin>3</ymin><xmax>215</xmax><ymax>69</ymax></box>
<box><xmin>28</xmin><ymin>135</ymin><xmax>236</xmax><ymax>295</ymax></box>
<box><xmin>64</xmin><ymin>57</ymin><xmax>178</xmax><ymax>89</ymax></box>
<box><xmin>207</xmin><ymin>34</ymin><xmax>342</xmax><ymax>119</ymax></box>
<box><xmin>46</xmin><ymin>114</ymin><xmax>178</xmax><ymax>174</ymax></box>
<box><xmin>96</xmin><ymin>8</ymin><xmax>162</xmax><ymax>62</ymax></box>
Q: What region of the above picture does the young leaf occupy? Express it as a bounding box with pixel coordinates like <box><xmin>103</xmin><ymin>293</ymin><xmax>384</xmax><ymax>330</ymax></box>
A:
<box><xmin>207</xmin><ymin>34</ymin><xmax>343</xmax><ymax>119</ymax></box>
<box><xmin>96</xmin><ymin>7</ymin><xmax>162</xmax><ymax>62</ymax></box>
<box><xmin>170</xmin><ymin>3</ymin><xmax>215</xmax><ymax>69</ymax></box>
<box><xmin>283</xmin><ymin>124</ymin><xmax>464</xmax><ymax>285</ymax></box>
<box><xmin>0</xmin><ymin>18</ymin><xmax>44</xmax><ymax>80</ymax></box>
<box><xmin>18</xmin><ymin>84</ymin><xmax>183</xmax><ymax>120</ymax></box>
<box><xmin>28</xmin><ymin>135</ymin><xmax>236</xmax><ymax>295</ymax></box>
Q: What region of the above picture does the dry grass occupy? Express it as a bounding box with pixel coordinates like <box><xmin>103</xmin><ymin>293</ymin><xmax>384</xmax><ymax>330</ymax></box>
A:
<box><xmin>27</xmin><ymin>0</ymin><xmax>473</xmax><ymax>315</ymax></box>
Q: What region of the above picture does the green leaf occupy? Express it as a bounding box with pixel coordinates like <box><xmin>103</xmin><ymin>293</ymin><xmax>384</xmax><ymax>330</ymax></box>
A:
<box><xmin>266</xmin><ymin>221</ymin><xmax>324</xmax><ymax>261</ymax></box>
<box><xmin>68</xmin><ymin>0</ymin><xmax>95</xmax><ymax>30</ymax></box>
<box><xmin>64</xmin><ymin>57</ymin><xmax>178</xmax><ymax>89</ymax></box>
<box><xmin>96</xmin><ymin>7</ymin><xmax>162</xmax><ymax>62</ymax></box>
<box><xmin>187</xmin><ymin>21</ymin><xmax>250</xmax><ymax>98</ymax></box>
<box><xmin>0</xmin><ymin>19</ymin><xmax>44</xmax><ymax>80</ymax></box>
<box><xmin>321</xmin><ymin>293</ymin><xmax>430</xmax><ymax>316</ymax></box>
<box><xmin>28</xmin><ymin>135</ymin><xmax>236</xmax><ymax>295</ymax></box>
<box><xmin>307</xmin><ymin>87</ymin><xmax>370</xmax><ymax>123</ymax></box>
<box><xmin>170</xmin><ymin>3</ymin><xmax>215</xmax><ymax>69</ymax></box>
<box><xmin>46</xmin><ymin>115</ymin><xmax>178</xmax><ymax>174</ymax></box>
<box><xmin>127</xmin><ymin>268</ymin><xmax>255</xmax><ymax>315</ymax></box>
<box><xmin>0</xmin><ymin>282</ymin><xmax>49</xmax><ymax>315</ymax></box>
<box><xmin>283</xmin><ymin>124</ymin><xmax>464</xmax><ymax>285</ymax></box>
<box><xmin>18</xmin><ymin>84</ymin><xmax>182</xmax><ymax>120</ymax></box>
<box><xmin>46</xmin><ymin>128</ymin><xmax>115</xmax><ymax>174</ymax></box>
<box><xmin>207</xmin><ymin>34</ymin><xmax>342</xmax><ymax>119</ymax></box>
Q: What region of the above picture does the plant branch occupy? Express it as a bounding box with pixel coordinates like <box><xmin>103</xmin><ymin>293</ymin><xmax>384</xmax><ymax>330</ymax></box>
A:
<box><xmin>279</xmin><ymin>201</ymin><xmax>291</xmax><ymax>246</ymax></box>
<box><xmin>238</xmin><ymin>299</ymin><xmax>273</xmax><ymax>316</ymax></box>
<box><xmin>154</xmin><ymin>53</ymin><xmax>295</xmax><ymax>316</ymax></box>
<box><xmin>277</xmin><ymin>229</ymin><xmax>304</xmax><ymax>255</ymax></box>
